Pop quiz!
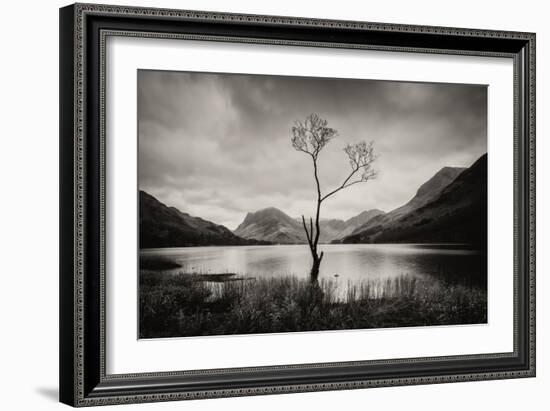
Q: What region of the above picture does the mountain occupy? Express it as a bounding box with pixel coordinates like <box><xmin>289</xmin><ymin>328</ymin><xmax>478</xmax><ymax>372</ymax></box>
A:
<box><xmin>340</xmin><ymin>209</ymin><xmax>385</xmax><ymax>238</ymax></box>
<box><xmin>345</xmin><ymin>166</ymin><xmax>466</xmax><ymax>238</ymax></box>
<box><xmin>340</xmin><ymin>154</ymin><xmax>487</xmax><ymax>246</ymax></box>
<box><xmin>139</xmin><ymin>191</ymin><xmax>267</xmax><ymax>248</ymax></box>
<box><xmin>234</xmin><ymin>207</ymin><xmax>306</xmax><ymax>244</ymax></box>
<box><xmin>234</xmin><ymin>207</ymin><xmax>384</xmax><ymax>244</ymax></box>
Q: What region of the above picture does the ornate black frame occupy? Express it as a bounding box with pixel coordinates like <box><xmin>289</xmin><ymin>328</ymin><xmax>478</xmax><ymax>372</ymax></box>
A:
<box><xmin>59</xmin><ymin>3</ymin><xmax>536</xmax><ymax>407</ymax></box>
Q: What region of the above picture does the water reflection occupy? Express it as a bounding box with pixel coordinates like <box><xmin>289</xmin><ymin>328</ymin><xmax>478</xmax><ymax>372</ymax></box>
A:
<box><xmin>140</xmin><ymin>244</ymin><xmax>486</xmax><ymax>289</ymax></box>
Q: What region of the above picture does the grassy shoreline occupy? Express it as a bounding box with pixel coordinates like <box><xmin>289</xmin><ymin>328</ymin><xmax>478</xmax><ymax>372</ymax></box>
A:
<box><xmin>139</xmin><ymin>271</ymin><xmax>487</xmax><ymax>338</ymax></box>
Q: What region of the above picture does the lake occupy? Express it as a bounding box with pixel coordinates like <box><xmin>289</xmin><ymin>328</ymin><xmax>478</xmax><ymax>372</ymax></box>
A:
<box><xmin>140</xmin><ymin>244</ymin><xmax>486</xmax><ymax>289</ymax></box>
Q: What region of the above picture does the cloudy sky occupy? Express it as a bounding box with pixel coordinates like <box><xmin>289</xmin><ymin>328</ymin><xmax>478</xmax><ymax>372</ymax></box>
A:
<box><xmin>138</xmin><ymin>70</ymin><xmax>487</xmax><ymax>230</ymax></box>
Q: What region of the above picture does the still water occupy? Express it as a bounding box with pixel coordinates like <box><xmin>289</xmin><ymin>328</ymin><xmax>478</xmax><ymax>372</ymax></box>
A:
<box><xmin>140</xmin><ymin>244</ymin><xmax>486</xmax><ymax>288</ymax></box>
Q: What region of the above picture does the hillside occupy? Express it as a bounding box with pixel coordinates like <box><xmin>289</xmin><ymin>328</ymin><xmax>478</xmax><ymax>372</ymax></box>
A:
<box><xmin>341</xmin><ymin>154</ymin><xmax>487</xmax><ymax>246</ymax></box>
<box><xmin>234</xmin><ymin>207</ymin><xmax>384</xmax><ymax>244</ymax></box>
<box><xmin>348</xmin><ymin>166</ymin><xmax>465</xmax><ymax>237</ymax></box>
<box><xmin>139</xmin><ymin>191</ymin><xmax>267</xmax><ymax>248</ymax></box>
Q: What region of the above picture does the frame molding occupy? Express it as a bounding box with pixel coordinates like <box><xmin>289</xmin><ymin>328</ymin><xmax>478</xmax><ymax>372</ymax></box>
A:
<box><xmin>60</xmin><ymin>3</ymin><xmax>535</xmax><ymax>407</ymax></box>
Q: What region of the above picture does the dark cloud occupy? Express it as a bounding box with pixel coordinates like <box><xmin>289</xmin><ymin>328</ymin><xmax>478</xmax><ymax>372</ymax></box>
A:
<box><xmin>138</xmin><ymin>70</ymin><xmax>487</xmax><ymax>229</ymax></box>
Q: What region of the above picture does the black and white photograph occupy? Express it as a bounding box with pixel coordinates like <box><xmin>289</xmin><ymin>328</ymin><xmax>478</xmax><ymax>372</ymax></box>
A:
<box><xmin>138</xmin><ymin>70</ymin><xmax>488</xmax><ymax>339</ymax></box>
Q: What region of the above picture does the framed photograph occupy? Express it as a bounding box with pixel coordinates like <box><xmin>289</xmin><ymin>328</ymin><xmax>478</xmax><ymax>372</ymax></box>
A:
<box><xmin>59</xmin><ymin>3</ymin><xmax>536</xmax><ymax>407</ymax></box>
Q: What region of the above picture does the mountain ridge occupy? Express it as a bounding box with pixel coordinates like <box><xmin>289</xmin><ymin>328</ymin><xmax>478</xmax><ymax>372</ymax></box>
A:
<box><xmin>234</xmin><ymin>207</ymin><xmax>385</xmax><ymax>244</ymax></box>
<box><xmin>340</xmin><ymin>154</ymin><xmax>487</xmax><ymax>246</ymax></box>
<box><xmin>140</xmin><ymin>155</ymin><xmax>486</xmax><ymax>248</ymax></box>
<box><xmin>348</xmin><ymin>165</ymin><xmax>466</xmax><ymax>237</ymax></box>
<box><xmin>139</xmin><ymin>190</ymin><xmax>269</xmax><ymax>248</ymax></box>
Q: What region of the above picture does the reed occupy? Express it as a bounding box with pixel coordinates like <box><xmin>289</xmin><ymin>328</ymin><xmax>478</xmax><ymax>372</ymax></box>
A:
<box><xmin>139</xmin><ymin>271</ymin><xmax>487</xmax><ymax>338</ymax></box>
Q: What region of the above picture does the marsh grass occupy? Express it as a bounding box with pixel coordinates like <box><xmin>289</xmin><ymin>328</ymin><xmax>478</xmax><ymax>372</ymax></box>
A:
<box><xmin>139</xmin><ymin>272</ymin><xmax>487</xmax><ymax>338</ymax></box>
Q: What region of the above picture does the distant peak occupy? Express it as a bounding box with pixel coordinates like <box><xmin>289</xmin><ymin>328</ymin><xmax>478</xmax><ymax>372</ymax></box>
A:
<box><xmin>360</xmin><ymin>208</ymin><xmax>385</xmax><ymax>216</ymax></box>
<box><xmin>256</xmin><ymin>206</ymin><xmax>284</xmax><ymax>213</ymax></box>
<box><xmin>240</xmin><ymin>207</ymin><xmax>294</xmax><ymax>226</ymax></box>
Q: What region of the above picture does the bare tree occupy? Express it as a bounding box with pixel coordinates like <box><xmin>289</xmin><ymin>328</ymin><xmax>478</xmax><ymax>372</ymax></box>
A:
<box><xmin>291</xmin><ymin>113</ymin><xmax>377</xmax><ymax>283</ymax></box>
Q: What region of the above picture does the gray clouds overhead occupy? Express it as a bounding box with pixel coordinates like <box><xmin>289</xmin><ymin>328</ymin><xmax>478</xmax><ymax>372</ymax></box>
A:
<box><xmin>138</xmin><ymin>70</ymin><xmax>487</xmax><ymax>230</ymax></box>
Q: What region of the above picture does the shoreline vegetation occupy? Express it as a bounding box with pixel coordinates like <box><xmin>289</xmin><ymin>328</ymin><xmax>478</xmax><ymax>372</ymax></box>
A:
<box><xmin>139</xmin><ymin>268</ymin><xmax>487</xmax><ymax>339</ymax></box>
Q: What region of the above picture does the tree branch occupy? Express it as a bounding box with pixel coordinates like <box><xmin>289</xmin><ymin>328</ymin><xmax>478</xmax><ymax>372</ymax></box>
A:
<box><xmin>321</xmin><ymin>167</ymin><xmax>360</xmax><ymax>201</ymax></box>
<box><xmin>291</xmin><ymin>114</ymin><xmax>337</xmax><ymax>159</ymax></box>
<box><xmin>320</xmin><ymin>142</ymin><xmax>377</xmax><ymax>202</ymax></box>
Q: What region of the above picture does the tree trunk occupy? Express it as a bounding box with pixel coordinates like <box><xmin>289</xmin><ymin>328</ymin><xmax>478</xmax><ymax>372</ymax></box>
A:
<box><xmin>309</xmin><ymin>251</ymin><xmax>324</xmax><ymax>284</ymax></box>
